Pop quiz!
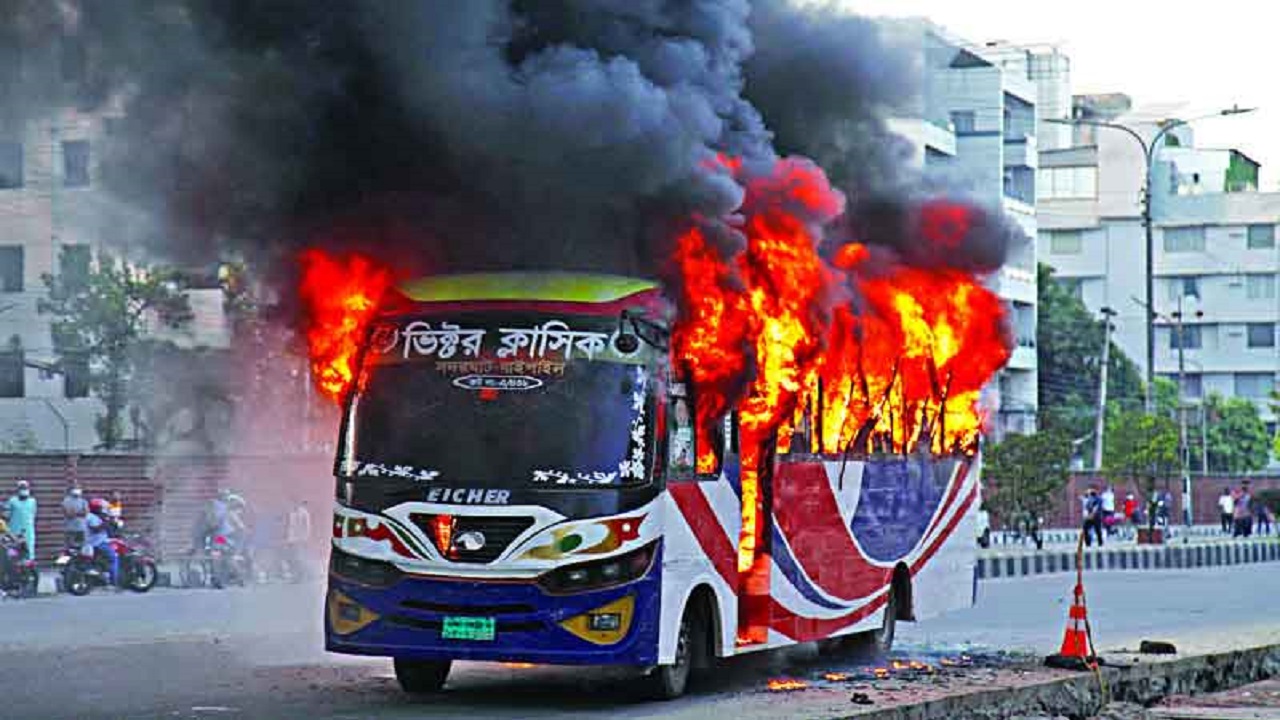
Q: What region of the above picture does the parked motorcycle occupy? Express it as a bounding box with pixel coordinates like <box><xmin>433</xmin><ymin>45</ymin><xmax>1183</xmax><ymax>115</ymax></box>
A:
<box><xmin>0</xmin><ymin>534</ymin><xmax>38</xmax><ymax>598</ymax></box>
<box><xmin>56</xmin><ymin>534</ymin><xmax>158</xmax><ymax>596</ymax></box>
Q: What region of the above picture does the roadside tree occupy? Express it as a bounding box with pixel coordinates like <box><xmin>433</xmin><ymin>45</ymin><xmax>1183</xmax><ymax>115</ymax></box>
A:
<box><xmin>39</xmin><ymin>250</ymin><xmax>192</xmax><ymax>449</ymax></box>
<box><xmin>983</xmin><ymin>430</ymin><xmax>1072</xmax><ymax>538</ymax></box>
<box><xmin>1036</xmin><ymin>264</ymin><xmax>1143</xmax><ymax>461</ymax></box>
<box><xmin>1102</xmin><ymin>405</ymin><xmax>1179</xmax><ymax>532</ymax></box>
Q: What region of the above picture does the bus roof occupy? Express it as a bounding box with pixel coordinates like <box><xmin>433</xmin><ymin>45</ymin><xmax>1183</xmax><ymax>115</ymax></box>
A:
<box><xmin>393</xmin><ymin>272</ymin><xmax>661</xmax><ymax>306</ymax></box>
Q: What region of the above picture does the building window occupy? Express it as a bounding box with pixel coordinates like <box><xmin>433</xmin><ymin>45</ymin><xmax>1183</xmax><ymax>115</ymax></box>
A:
<box><xmin>59</xmin><ymin>244</ymin><xmax>90</xmax><ymax>290</ymax></box>
<box><xmin>0</xmin><ymin>142</ymin><xmax>21</xmax><ymax>189</ymax></box>
<box><xmin>1049</xmin><ymin>231</ymin><xmax>1082</xmax><ymax>255</ymax></box>
<box><xmin>62</xmin><ymin>141</ymin><xmax>89</xmax><ymax>187</ymax></box>
<box><xmin>1235</xmin><ymin>372</ymin><xmax>1275</xmax><ymax>399</ymax></box>
<box><xmin>0</xmin><ymin>337</ymin><xmax>24</xmax><ymax>398</ymax></box>
<box><xmin>1246</xmin><ymin>274</ymin><xmax>1276</xmax><ymax>300</ymax></box>
<box><xmin>63</xmin><ymin>354</ymin><xmax>89</xmax><ymax>399</ymax></box>
<box><xmin>1038</xmin><ymin>166</ymin><xmax>1098</xmax><ymax>200</ymax></box>
<box><xmin>1163</xmin><ymin>226</ymin><xmax>1205</xmax><ymax>253</ymax></box>
<box><xmin>1247</xmin><ymin>323</ymin><xmax>1275</xmax><ymax>348</ymax></box>
<box><xmin>1003</xmin><ymin>166</ymin><xmax>1035</xmax><ymax>204</ymax></box>
<box><xmin>0</xmin><ymin>247</ymin><xmax>23</xmax><ymax>292</ymax></box>
<box><xmin>1170</xmin><ymin>325</ymin><xmax>1201</xmax><ymax>350</ymax></box>
<box><xmin>1176</xmin><ymin>374</ymin><xmax>1203</xmax><ymax>399</ymax></box>
<box><xmin>950</xmin><ymin>111</ymin><xmax>975</xmax><ymax>134</ymax></box>
<box><xmin>1168</xmin><ymin>276</ymin><xmax>1200</xmax><ymax>302</ymax></box>
<box><xmin>1247</xmin><ymin>224</ymin><xmax>1276</xmax><ymax>249</ymax></box>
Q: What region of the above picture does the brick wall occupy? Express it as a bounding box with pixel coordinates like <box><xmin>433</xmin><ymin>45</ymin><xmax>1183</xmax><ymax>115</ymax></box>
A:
<box><xmin>986</xmin><ymin>471</ymin><xmax>1280</xmax><ymax>530</ymax></box>
<box><xmin>0</xmin><ymin>453</ymin><xmax>330</xmax><ymax>563</ymax></box>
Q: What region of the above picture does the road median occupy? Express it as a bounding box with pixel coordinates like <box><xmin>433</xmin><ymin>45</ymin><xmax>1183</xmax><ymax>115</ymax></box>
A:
<box><xmin>978</xmin><ymin>537</ymin><xmax>1279</xmax><ymax>579</ymax></box>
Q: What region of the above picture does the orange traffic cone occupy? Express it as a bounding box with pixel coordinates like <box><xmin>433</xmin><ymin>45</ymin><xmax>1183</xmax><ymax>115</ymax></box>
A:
<box><xmin>1045</xmin><ymin>581</ymin><xmax>1096</xmax><ymax>670</ymax></box>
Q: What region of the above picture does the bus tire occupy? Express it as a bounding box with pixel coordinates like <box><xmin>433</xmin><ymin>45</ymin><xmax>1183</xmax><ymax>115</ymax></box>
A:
<box><xmin>646</xmin><ymin>601</ymin><xmax>706</xmax><ymax>700</ymax></box>
<box><xmin>869</xmin><ymin>586</ymin><xmax>897</xmax><ymax>654</ymax></box>
<box><xmin>817</xmin><ymin>587</ymin><xmax>897</xmax><ymax>659</ymax></box>
<box><xmin>394</xmin><ymin>658</ymin><xmax>451</xmax><ymax>695</ymax></box>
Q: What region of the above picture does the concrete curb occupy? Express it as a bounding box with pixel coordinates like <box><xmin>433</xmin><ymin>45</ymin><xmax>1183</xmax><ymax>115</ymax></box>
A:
<box><xmin>977</xmin><ymin>538</ymin><xmax>1280</xmax><ymax>580</ymax></box>
<box><xmin>824</xmin><ymin>643</ymin><xmax>1280</xmax><ymax>719</ymax></box>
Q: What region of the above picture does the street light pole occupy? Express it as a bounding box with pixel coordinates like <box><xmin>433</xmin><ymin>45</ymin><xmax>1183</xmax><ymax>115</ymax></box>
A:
<box><xmin>1093</xmin><ymin>306</ymin><xmax>1116</xmax><ymax>470</ymax></box>
<box><xmin>1046</xmin><ymin>106</ymin><xmax>1255</xmax><ymax>413</ymax></box>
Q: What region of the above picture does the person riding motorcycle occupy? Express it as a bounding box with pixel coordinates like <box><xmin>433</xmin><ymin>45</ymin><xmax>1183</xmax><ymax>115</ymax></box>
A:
<box><xmin>85</xmin><ymin>498</ymin><xmax>119</xmax><ymax>587</ymax></box>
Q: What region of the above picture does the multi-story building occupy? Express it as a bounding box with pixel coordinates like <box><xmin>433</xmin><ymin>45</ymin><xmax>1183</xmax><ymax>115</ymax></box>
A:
<box><xmin>0</xmin><ymin>103</ymin><xmax>232</xmax><ymax>452</ymax></box>
<box><xmin>888</xmin><ymin>22</ymin><xmax>1039</xmax><ymax>437</ymax></box>
<box><xmin>1039</xmin><ymin>93</ymin><xmax>1280</xmax><ymax>433</ymax></box>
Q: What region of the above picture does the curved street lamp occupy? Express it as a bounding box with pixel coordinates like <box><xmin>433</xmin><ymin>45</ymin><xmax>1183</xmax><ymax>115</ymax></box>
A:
<box><xmin>1045</xmin><ymin>105</ymin><xmax>1255</xmax><ymax>411</ymax></box>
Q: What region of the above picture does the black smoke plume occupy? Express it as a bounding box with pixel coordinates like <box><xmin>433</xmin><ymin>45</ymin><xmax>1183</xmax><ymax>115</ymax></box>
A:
<box><xmin>0</xmin><ymin>1</ymin><xmax>1018</xmax><ymax>286</ymax></box>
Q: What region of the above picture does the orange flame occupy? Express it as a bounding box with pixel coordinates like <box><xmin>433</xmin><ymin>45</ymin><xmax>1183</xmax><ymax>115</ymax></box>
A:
<box><xmin>298</xmin><ymin>249</ymin><xmax>394</xmax><ymax>404</ymax></box>
<box><xmin>767</xmin><ymin>678</ymin><xmax>809</xmax><ymax>692</ymax></box>
<box><xmin>672</xmin><ymin>158</ymin><xmax>1010</xmax><ymax>576</ymax></box>
<box><xmin>872</xmin><ymin>667</ymin><xmax>890</xmax><ymax>679</ymax></box>
<box><xmin>822</xmin><ymin>672</ymin><xmax>852</xmax><ymax>682</ymax></box>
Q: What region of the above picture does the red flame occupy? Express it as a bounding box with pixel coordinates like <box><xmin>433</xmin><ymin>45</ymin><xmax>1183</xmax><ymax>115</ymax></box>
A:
<box><xmin>298</xmin><ymin>249</ymin><xmax>394</xmax><ymax>403</ymax></box>
<box><xmin>672</xmin><ymin>158</ymin><xmax>1011</xmax><ymax>574</ymax></box>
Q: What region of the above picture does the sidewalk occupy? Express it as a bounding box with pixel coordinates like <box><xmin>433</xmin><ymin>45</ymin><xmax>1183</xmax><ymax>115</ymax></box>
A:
<box><xmin>978</xmin><ymin>535</ymin><xmax>1279</xmax><ymax>580</ymax></box>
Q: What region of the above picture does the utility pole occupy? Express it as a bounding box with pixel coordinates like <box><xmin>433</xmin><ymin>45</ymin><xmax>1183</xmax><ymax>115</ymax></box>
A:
<box><xmin>1200</xmin><ymin>403</ymin><xmax>1209</xmax><ymax>473</ymax></box>
<box><xmin>1093</xmin><ymin>306</ymin><xmax>1116</xmax><ymax>470</ymax></box>
<box><xmin>1171</xmin><ymin>294</ymin><xmax>1203</xmax><ymax>527</ymax></box>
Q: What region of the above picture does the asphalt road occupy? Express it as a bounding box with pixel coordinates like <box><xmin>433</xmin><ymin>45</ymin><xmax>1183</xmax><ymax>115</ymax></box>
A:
<box><xmin>1</xmin><ymin>564</ymin><xmax>1275</xmax><ymax>720</ymax></box>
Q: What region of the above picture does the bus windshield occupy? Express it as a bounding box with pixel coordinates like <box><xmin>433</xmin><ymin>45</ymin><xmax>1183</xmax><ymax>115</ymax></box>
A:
<box><xmin>339</xmin><ymin>311</ymin><xmax>655</xmax><ymax>489</ymax></box>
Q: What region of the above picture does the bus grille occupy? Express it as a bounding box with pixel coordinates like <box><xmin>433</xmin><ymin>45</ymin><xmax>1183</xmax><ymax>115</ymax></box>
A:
<box><xmin>410</xmin><ymin>514</ymin><xmax>536</xmax><ymax>564</ymax></box>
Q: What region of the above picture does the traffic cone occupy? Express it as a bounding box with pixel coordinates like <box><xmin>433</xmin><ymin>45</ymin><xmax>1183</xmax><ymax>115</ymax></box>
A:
<box><xmin>1045</xmin><ymin>582</ymin><xmax>1096</xmax><ymax>670</ymax></box>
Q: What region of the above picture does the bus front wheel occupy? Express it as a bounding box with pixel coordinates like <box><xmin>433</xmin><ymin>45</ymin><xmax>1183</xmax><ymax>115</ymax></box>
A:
<box><xmin>394</xmin><ymin>658</ymin><xmax>451</xmax><ymax>695</ymax></box>
<box><xmin>646</xmin><ymin>602</ymin><xmax>707</xmax><ymax>700</ymax></box>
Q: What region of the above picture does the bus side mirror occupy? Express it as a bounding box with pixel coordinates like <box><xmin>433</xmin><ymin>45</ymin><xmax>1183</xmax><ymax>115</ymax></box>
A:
<box><xmin>613</xmin><ymin>333</ymin><xmax>641</xmax><ymax>355</ymax></box>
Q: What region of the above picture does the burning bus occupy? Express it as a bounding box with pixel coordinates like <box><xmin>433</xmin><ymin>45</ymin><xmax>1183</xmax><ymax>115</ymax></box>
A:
<box><xmin>323</xmin><ymin>269</ymin><xmax>993</xmax><ymax>699</ymax></box>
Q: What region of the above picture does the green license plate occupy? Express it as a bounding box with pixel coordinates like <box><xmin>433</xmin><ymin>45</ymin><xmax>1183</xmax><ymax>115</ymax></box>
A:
<box><xmin>442</xmin><ymin>616</ymin><xmax>496</xmax><ymax>641</ymax></box>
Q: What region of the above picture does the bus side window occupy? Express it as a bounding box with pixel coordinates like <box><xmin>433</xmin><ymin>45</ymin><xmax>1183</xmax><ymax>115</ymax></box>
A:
<box><xmin>667</xmin><ymin>395</ymin><xmax>696</xmax><ymax>478</ymax></box>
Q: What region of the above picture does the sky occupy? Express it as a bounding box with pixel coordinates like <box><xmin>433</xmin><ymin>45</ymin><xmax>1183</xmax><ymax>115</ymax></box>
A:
<box><xmin>845</xmin><ymin>0</ymin><xmax>1280</xmax><ymax>188</ymax></box>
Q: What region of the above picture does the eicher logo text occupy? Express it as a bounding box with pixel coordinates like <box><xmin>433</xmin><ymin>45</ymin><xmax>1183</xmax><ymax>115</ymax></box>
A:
<box><xmin>426</xmin><ymin>487</ymin><xmax>511</xmax><ymax>505</ymax></box>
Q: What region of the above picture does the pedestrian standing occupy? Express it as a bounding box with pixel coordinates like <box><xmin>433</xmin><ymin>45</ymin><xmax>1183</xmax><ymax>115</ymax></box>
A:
<box><xmin>1233</xmin><ymin>483</ymin><xmax>1253</xmax><ymax>538</ymax></box>
<box><xmin>4</xmin><ymin>480</ymin><xmax>36</xmax><ymax>559</ymax></box>
<box><xmin>285</xmin><ymin>500</ymin><xmax>313</xmax><ymax>580</ymax></box>
<box><xmin>1101</xmin><ymin>485</ymin><xmax>1117</xmax><ymax>536</ymax></box>
<box><xmin>1218</xmin><ymin>487</ymin><xmax>1235</xmax><ymax>534</ymax></box>
<box><xmin>61</xmin><ymin>483</ymin><xmax>88</xmax><ymax>550</ymax></box>
<box><xmin>107</xmin><ymin>490</ymin><xmax>124</xmax><ymax>525</ymax></box>
<box><xmin>1082</xmin><ymin>487</ymin><xmax>1104</xmax><ymax>547</ymax></box>
<box><xmin>1254</xmin><ymin>495</ymin><xmax>1271</xmax><ymax>536</ymax></box>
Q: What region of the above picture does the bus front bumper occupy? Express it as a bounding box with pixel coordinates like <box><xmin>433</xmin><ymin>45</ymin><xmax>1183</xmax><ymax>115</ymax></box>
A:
<box><xmin>324</xmin><ymin>555</ymin><xmax>661</xmax><ymax>666</ymax></box>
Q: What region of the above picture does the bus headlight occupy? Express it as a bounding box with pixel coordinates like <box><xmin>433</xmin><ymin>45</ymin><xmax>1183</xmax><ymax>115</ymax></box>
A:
<box><xmin>537</xmin><ymin>542</ymin><xmax>656</xmax><ymax>594</ymax></box>
<box><xmin>329</xmin><ymin>547</ymin><xmax>403</xmax><ymax>588</ymax></box>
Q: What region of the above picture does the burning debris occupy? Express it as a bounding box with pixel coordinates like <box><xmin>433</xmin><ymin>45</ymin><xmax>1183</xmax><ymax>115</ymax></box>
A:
<box><xmin>767</xmin><ymin>678</ymin><xmax>809</xmax><ymax>692</ymax></box>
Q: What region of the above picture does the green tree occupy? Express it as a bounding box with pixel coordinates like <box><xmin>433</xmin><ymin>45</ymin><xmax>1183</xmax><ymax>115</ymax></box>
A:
<box><xmin>1103</xmin><ymin>404</ymin><xmax>1179</xmax><ymax>529</ymax></box>
<box><xmin>983</xmin><ymin>430</ymin><xmax>1072</xmax><ymax>531</ymax></box>
<box><xmin>1037</xmin><ymin>263</ymin><xmax>1143</xmax><ymax>459</ymax></box>
<box><xmin>39</xmin><ymin>251</ymin><xmax>192</xmax><ymax>449</ymax></box>
<box><xmin>1200</xmin><ymin>394</ymin><xmax>1270</xmax><ymax>473</ymax></box>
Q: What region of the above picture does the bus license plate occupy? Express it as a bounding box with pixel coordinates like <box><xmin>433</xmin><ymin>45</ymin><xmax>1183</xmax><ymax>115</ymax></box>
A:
<box><xmin>442</xmin><ymin>616</ymin><xmax>496</xmax><ymax>641</ymax></box>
